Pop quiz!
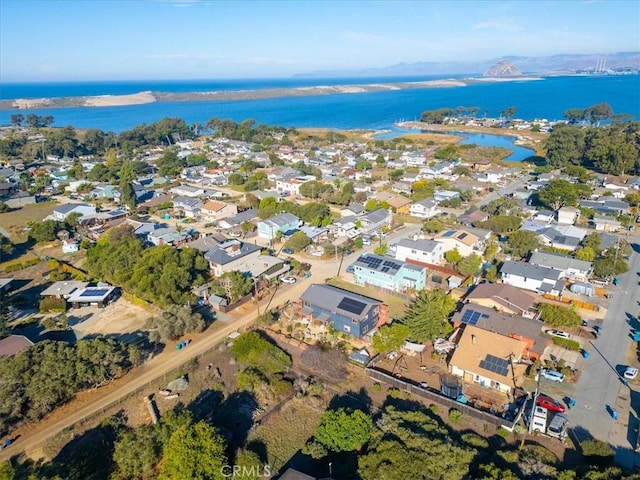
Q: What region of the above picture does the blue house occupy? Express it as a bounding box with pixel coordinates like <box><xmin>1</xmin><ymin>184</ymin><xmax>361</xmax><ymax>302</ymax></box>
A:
<box><xmin>352</xmin><ymin>253</ymin><xmax>426</xmax><ymax>293</ymax></box>
<box><xmin>299</xmin><ymin>284</ymin><xmax>389</xmax><ymax>338</ymax></box>
<box><xmin>257</xmin><ymin>213</ymin><xmax>300</xmax><ymax>240</ymax></box>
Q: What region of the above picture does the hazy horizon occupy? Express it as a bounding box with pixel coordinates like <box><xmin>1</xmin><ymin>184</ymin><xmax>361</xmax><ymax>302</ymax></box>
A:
<box><xmin>1</xmin><ymin>0</ymin><xmax>639</xmax><ymax>82</ymax></box>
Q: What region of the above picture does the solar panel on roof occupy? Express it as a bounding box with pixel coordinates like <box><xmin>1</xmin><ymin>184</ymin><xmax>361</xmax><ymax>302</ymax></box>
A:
<box><xmin>381</xmin><ymin>267</ymin><xmax>390</xmax><ymax>273</ymax></box>
<box><xmin>337</xmin><ymin>297</ymin><xmax>367</xmax><ymax>315</ymax></box>
<box><xmin>458</xmin><ymin>232</ymin><xmax>468</xmax><ymax>240</ymax></box>
<box><xmin>461</xmin><ymin>308</ymin><xmax>483</xmax><ymax>326</ymax></box>
<box><xmin>79</xmin><ymin>289</ymin><xmax>109</xmax><ymax>297</ymax></box>
<box><xmin>479</xmin><ymin>354</ymin><xmax>509</xmax><ymax>377</ymax></box>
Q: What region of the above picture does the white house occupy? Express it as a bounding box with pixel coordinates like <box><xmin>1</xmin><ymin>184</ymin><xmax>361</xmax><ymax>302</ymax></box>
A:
<box><xmin>528</xmin><ymin>251</ymin><xmax>592</xmax><ymax>282</ymax></box>
<box><xmin>500</xmin><ymin>260</ymin><xmax>564</xmax><ymax>296</ymax></box>
<box><xmin>52</xmin><ymin>203</ymin><xmax>96</xmax><ymax>221</ymax></box>
<box><xmin>395</xmin><ymin>238</ymin><xmax>444</xmax><ymax>265</ymax></box>
<box><xmin>556</xmin><ymin>206</ymin><xmax>580</xmax><ymax>225</ymax></box>
<box><xmin>409</xmin><ymin>198</ymin><xmax>441</xmax><ymax>219</ymax></box>
<box><xmin>170</xmin><ymin>185</ymin><xmax>205</xmax><ymax>197</ymax></box>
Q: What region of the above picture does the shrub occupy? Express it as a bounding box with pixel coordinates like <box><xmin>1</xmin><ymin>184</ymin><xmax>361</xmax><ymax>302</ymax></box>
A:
<box><xmin>496</xmin><ymin>427</ymin><xmax>511</xmax><ymax>439</ymax></box>
<box><xmin>539</xmin><ymin>303</ymin><xmax>581</xmax><ymax>328</ymax></box>
<box><xmin>372</xmin><ymin>382</ymin><xmax>381</xmax><ymax>392</ymax></box>
<box><xmin>39</xmin><ymin>297</ymin><xmax>67</xmax><ymax>313</ymax></box>
<box><xmin>581</xmin><ymin>439</ymin><xmax>614</xmax><ymax>463</ymax></box>
<box><xmin>462</xmin><ymin>433</ymin><xmax>489</xmax><ymax>448</ymax></box>
<box><xmin>550</xmin><ymin>337</ymin><xmax>581</xmax><ymax>351</ymax></box>
<box><xmin>448</xmin><ymin>409</ymin><xmax>464</xmax><ymax>424</ymax></box>
<box><xmin>388</xmin><ymin>387</ymin><xmax>401</xmax><ymax>398</ymax></box>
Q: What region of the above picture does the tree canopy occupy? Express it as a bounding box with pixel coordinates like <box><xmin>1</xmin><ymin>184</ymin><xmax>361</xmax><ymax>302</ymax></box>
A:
<box><xmin>0</xmin><ymin>338</ymin><xmax>140</xmax><ymax>433</ymax></box>
<box><xmin>401</xmin><ymin>289</ymin><xmax>456</xmax><ymax>343</ymax></box>
<box><xmin>311</xmin><ymin>407</ymin><xmax>372</xmax><ymax>454</ymax></box>
<box><xmin>372</xmin><ymin>323</ymin><xmax>410</xmax><ymax>354</ymax></box>
<box><xmin>505</xmin><ymin>230</ymin><xmax>541</xmax><ymax>258</ymax></box>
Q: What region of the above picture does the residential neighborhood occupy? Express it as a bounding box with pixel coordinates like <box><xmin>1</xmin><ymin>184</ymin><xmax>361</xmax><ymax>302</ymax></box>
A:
<box><xmin>1</xmin><ymin>115</ymin><xmax>640</xmax><ymax>478</ymax></box>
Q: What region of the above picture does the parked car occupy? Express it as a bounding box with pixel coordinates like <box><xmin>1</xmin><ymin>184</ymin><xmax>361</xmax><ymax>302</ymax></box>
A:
<box><xmin>228</xmin><ymin>231</ymin><xmax>242</xmax><ymax>237</ymax></box>
<box><xmin>346</xmin><ymin>264</ymin><xmax>355</xmax><ymax>274</ymax></box>
<box><xmin>311</xmin><ymin>250</ymin><xmax>323</xmax><ymax>257</ymax></box>
<box><xmin>282</xmin><ymin>248</ymin><xmax>294</xmax><ymax>255</ymax></box>
<box><xmin>545</xmin><ymin>329</ymin><xmax>570</xmax><ymax>339</ymax></box>
<box><xmin>536</xmin><ymin>394</ymin><xmax>566</xmax><ymax>413</ymax></box>
<box><xmin>540</xmin><ymin>369</ymin><xmax>565</xmax><ymax>383</ymax></box>
<box><xmin>281</xmin><ymin>276</ymin><xmax>296</xmax><ymax>284</ymax></box>
<box><xmin>342</xmin><ymin>248</ymin><xmax>353</xmax><ymax>255</ymax></box>
<box><xmin>624</xmin><ymin>367</ymin><xmax>638</xmax><ymax>380</ymax></box>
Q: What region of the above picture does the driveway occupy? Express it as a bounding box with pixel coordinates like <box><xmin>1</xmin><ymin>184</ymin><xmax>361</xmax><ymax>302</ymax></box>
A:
<box><xmin>567</xmin><ymin>233</ymin><xmax>640</xmax><ymax>468</ymax></box>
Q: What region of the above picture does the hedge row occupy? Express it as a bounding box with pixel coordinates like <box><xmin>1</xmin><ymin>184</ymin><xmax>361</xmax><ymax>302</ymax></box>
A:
<box><xmin>1</xmin><ymin>257</ymin><xmax>41</xmax><ymax>273</ymax></box>
<box><xmin>550</xmin><ymin>336</ymin><xmax>581</xmax><ymax>351</ymax></box>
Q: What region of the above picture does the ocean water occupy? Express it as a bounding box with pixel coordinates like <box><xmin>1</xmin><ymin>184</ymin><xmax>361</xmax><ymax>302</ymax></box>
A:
<box><xmin>0</xmin><ymin>75</ymin><xmax>638</xmax><ymax>136</ymax></box>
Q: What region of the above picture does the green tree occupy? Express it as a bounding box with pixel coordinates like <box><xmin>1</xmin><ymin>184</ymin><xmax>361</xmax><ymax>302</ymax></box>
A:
<box><xmin>539</xmin><ymin>304</ymin><xmax>581</xmax><ymax>328</ymax></box>
<box><xmin>478</xmin><ymin>215</ymin><xmax>522</xmax><ymax>235</ymax></box>
<box><xmin>233</xmin><ymin>450</ymin><xmax>266</xmax><ymax>479</ymax></box>
<box><xmin>313</xmin><ymin>408</ymin><xmax>372</xmax><ymax>453</ymax></box>
<box><xmin>230</xmin><ymin>331</ymin><xmax>291</xmax><ymax>375</ymax></box>
<box><xmin>593</xmin><ymin>256</ymin><xmax>628</xmax><ymax>278</ymax></box>
<box><xmin>0</xmin><ymin>234</ymin><xmax>13</xmax><ymax>257</ymax></box>
<box><xmin>119</xmin><ymin>181</ymin><xmax>137</xmax><ymax>211</ymax></box>
<box><xmin>28</xmin><ymin>219</ymin><xmax>62</xmax><ymax>242</ymax></box>
<box><xmin>422</xmin><ymin>218</ymin><xmax>445</xmax><ymax>233</ymax></box>
<box><xmin>544</xmin><ymin>124</ymin><xmax>586</xmax><ymax>168</ymax></box>
<box><xmin>283</xmin><ymin>231</ymin><xmax>311</xmax><ymax>252</ymax></box>
<box><xmin>505</xmin><ymin>230</ymin><xmax>541</xmax><ymax>258</ymax></box>
<box><xmin>538</xmin><ymin>179</ymin><xmax>578</xmax><ymax>210</ymax></box>
<box><xmin>358</xmin><ymin>406</ymin><xmax>475</xmax><ymax>480</ymax></box>
<box><xmin>216</xmin><ymin>270</ymin><xmax>254</xmax><ymax>303</ymax></box>
<box><xmin>146</xmin><ymin>305</ymin><xmax>206</xmax><ymax>341</ymax></box>
<box><xmin>112</xmin><ymin>425</ymin><xmax>163</xmax><ymax>480</ymax></box>
<box><xmin>401</xmin><ymin>289</ymin><xmax>456</xmax><ymax>342</ymax></box>
<box><xmin>574</xmin><ymin>246</ymin><xmax>596</xmax><ymax>262</ymax></box>
<box><xmin>582</xmin><ymin>232</ymin><xmax>602</xmax><ymax>255</ymax></box>
<box><xmin>456</xmin><ymin>253</ymin><xmax>483</xmax><ymax>276</ymax></box>
<box><xmin>372</xmin><ymin>323</ymin><xmax>410</xmax><ymax>354</ymax></box>
<box><xmin>444</xmin><ymin>248</ymin><xmax>462</xmax><ymax>266</ymax></box>
<box><xmin>158</xmin><ymin>422</ymin><xmax>227</xmax><ymax>480</ymax></box>
<box><xmin>374</xmin><ymin>243</ymin><xmax>388</xmax><ymax>256</ymax></box>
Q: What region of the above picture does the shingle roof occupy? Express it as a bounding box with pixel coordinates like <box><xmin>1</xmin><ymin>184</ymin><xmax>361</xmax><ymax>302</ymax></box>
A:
<box><xmin>465</xmin><ymin>283</ymin><xmax>536</xmax><ymax>313</ymax></box>
<box><xmin>453</xmin><ymin>304</ymin><xmax>547</xmax><ymax>354</ymax></box>
<box><xmin>529</xmin><ymin>251</ymin><xmax>592</xmax><ymax>273</ymax></box>
<box><xmin>300</xmin><ymin>284</ymin><xmax>381</xmax><ymax>322</ymax></box>
<box><xmin>500</xmin><ymin>261</ymin><xmax>562</xmax><ymax>282</ymax></box>
<box><xmin>204</xmin><ymin>240</ymin><xmax>261</xmax><ymax>265</ymax></box>
<box><xmin>397</xmin><ymin>238</ymin><xmax>441</xmax><ymax>253</ymax></box>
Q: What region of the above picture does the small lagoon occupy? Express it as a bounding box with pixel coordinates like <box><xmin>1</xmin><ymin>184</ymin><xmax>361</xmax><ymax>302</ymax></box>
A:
<box><xmin>374</xmin><ymin>127</ymin><xmax>536</xmax><ymax>162</ymax></box>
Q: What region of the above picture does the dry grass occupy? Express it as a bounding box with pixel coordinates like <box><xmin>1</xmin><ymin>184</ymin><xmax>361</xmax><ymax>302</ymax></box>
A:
<box><xmin>327</xmin><ymin>277</ymin><xmax>409</xmax><ymax>319</ymax></box>
<box><xmin>1</xmin><ymin>201</ymin><xmax>58</xmax><ymax>241</ymax></box>
<box><xmin>247</xmin><ymin>397</ymin><xmax>324</xmax><ymax>471</ymax></box>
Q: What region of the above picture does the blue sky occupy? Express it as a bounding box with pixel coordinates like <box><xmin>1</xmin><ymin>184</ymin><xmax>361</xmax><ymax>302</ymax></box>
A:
<box><xmin>1</xmin><ymin>0</ymin><xmax>638</xmax><ymax>81</ymax></box>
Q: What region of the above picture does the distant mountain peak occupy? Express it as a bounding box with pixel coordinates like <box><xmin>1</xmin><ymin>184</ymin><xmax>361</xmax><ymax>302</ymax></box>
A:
<box><xmin>483</xmin><ymin>60</ymin><xmax>522</xmax><ymax>77</ymax></box>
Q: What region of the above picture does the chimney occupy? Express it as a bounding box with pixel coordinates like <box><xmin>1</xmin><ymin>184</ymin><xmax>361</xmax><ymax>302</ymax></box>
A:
<box><xmin>471</xmin><ymin>334</ymin><xmax>476</xmax><ymax>345</ymax></box>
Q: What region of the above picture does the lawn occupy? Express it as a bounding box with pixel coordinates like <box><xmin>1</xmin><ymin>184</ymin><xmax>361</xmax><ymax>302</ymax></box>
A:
<box><xmin>0</xmin><ymin>201</ymin><xmax>58</xmax><ymax>241</ymax></box>
<box><xmin>247</xmin><ymin>397</ymin><xmax>324</xmax><ymax>472</ymax></box>
<box><xmin>327</xmin><ymin>277</ymin><xmax>409</xmax><ymax>319</ymax></box>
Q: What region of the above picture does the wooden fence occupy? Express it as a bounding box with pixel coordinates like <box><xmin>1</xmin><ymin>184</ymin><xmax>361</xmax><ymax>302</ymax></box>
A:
<box><xmin>365</xmin><ymin>367</ymin><xmax>515</xmax><ymax>429</ymax></box>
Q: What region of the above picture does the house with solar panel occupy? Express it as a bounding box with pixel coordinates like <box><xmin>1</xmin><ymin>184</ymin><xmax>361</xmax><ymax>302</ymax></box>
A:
<box><xmin>432</xmin><ymin>228</ymin><xmax>482</xmax><ymax>257</ymax></box>
<box><xmin>352</xmin><ymin>253</ymin><xmax>426</xmax><ymax>293</ymax></box>
<box><xmin>68</xmin><ymin>285</ymin><xmax>118</xmax><ymax>308</ymax></box>
<box><xmin>449</xmin><ymin>325</ymin><xmax>528</xmax><ymax>394</ymax></box>
<box><xmin>452</xmin><ymin>304</ymin><xmax>549</xmax><ymax>360</ymax></box>
<box><xmin>298</xmin><ymin>284</ymin><xmax>389</xmax><ymax>338</ymax></box>
<box><xmin>395</xmin><ymin>238</ymin><xmax>445</xmax><ymax>265</ymax></box>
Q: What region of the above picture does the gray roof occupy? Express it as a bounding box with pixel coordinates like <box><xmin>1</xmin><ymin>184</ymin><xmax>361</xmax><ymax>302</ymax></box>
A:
<box><xmin>500</xmin><ymin>261</ymin><xmax>562</xmax><ymax>282</ymax></box>
<box><xmin>529</xmin><ymin>251</ymin><xmax>592</xmax><ymax>272</ymax></box>
<box><xmin>263</xmin><ymin>212</ymin><xmax>299</xmax><ymax>227</ymax></box>
<box><xmin>539</xmin><ymin>228</ymin><xmax>581</xmax><ymax>248</ymax></box>
<box><xmin>41</xmin><ymin>281</ymin><xmax>90</xmax><ymax>297</ymax></box>
<box><xmin>397</xmin><ymin>238</ymin><xmax>441</xmax><ymax>253</ymax></box>
<box><xmin>353</xmin><ymin>253</ymin><xmax>421</xmax><ymax>275</ymax></box>
<box><xmin>173</xmin><ymin>196</ymin><xmax>201</xmax><ymax>208</ymax></box>
<box><xmin>184</xmin><ymin>236</ymin><xmax>222</xmax><ymax>253</ymax></box>
<box><xmin>54</xmin><ymin>203</ymin><xmax>91</xmax><ymax>214</ymax></box>
<box><xmin>363</xmin><ymin>208</ymin><xmax>389</xmax><ymax>224</ymax></box>
<box><xmin>466</xmin><ymin>282</ymin><xmax>536</xmax><ymax>313</ymax></box>
<box><xmin>300</xmin><ymin>284</ymin><xmax>381</xmax><ymax>322</ymax></box>
<box><xmin>453</xmin><ymin>304</ymin><xmax>548</xmax><ymax>355</ymax></box>
<box><xmin>224</xmin><ymin>208</ymin><xmax>258</xmax><ymax>226</ymax></box>
<box><xmin>345</xmin><ymin>203</ymin><xmax>365</xmax><ymax>214</ymax></box>
<box><xmin>414</xmin><ymin>198</ymin><xmax>438</xmax><ymax>208</ymax></box>
<box><xmin>204</xmin><ymin>240</ymin><xmax>261</xmax><ymax>265</ymax></box>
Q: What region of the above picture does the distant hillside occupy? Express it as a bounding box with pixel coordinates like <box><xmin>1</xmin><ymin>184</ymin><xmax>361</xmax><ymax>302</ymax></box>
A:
<box><xmin>295</xmin><ymin>52</ymin><xmax>640</xmax><ymax>77</ymax></box>
<box><xmin>483</xmin><ymin>60</ymin><xmax>522</xmax><ymax>77</ymax></box>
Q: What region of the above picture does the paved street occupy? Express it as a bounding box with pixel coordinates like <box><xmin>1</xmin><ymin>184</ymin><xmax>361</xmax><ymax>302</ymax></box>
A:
<box><xmin>0</xmin><ymin>222</ymin><xmax>423</xmax><ymax>461</ymax></box>
<box><xmin>568</xmin><ymin>234</ymin><xmax>640</xmax><ymax>468</ymax></box>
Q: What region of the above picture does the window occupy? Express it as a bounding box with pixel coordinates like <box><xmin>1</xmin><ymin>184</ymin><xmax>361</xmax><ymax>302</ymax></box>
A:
<box><xmin>411</xmin><ymin>249</ymin><xmax>416</xmax><ymax>254</ymax></box>
<box><xmin>343</xmin><ymin>325</ymin><xmax>351</xmax><ymax>332</ymax></box>
<box><xmin>352</xmin><ymin>318</ymin><xmax>358</xmax><ymax>324</ymax></box>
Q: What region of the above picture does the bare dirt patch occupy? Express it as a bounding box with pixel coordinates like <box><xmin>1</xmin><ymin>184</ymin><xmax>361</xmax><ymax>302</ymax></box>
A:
<box><xmin>0</xmin><ymin>201</ymin><xmax>58</xmax><ymax>241</ymax></box>
<box><xmin>71</xmin><ymin>299</ymin><xmax>156</xmax><ymax>338</ymax></box>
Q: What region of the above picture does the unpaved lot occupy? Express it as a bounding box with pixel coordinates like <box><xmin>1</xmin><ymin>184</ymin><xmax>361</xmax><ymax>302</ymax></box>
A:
<box><xmin>69</xmin><ymin>298</ymin><xmax>156</xmax><ymax>338</ymax></box>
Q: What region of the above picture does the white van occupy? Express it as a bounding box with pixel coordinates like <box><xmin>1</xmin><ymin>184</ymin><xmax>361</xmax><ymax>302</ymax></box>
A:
<box><xmin>546</xmin><ymin>413</ymin><xmax>569</xmax><ymax>440</ymax></box>
<box><xmin>362</xmin><ymin>235</ymin><xmax>371</xmax><ymax>246</ymax></box>
<box><xmin>530</xmin><ymin>405</ymin><xmax>548</xmax><ymax>433</ymax></box>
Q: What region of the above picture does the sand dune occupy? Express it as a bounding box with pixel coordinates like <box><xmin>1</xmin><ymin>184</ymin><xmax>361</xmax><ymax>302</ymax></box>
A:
<box><xmin>83</xmin><ymin>91</ymin><xmax>156</xmax><ymax>107</ymax></box>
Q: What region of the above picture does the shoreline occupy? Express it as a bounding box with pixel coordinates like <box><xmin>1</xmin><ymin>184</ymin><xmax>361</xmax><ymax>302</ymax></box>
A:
<box><xmin>0</xmin><ymin>76</ymin><xmax>543</xmax><ymax>111</ymax></box>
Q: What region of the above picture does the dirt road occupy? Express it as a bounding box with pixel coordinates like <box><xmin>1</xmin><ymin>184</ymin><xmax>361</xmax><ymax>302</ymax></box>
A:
<box><xmin>1</xmin><ymin>225</ymin><xmax>420</xmax><ymax>461</ymax></box>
